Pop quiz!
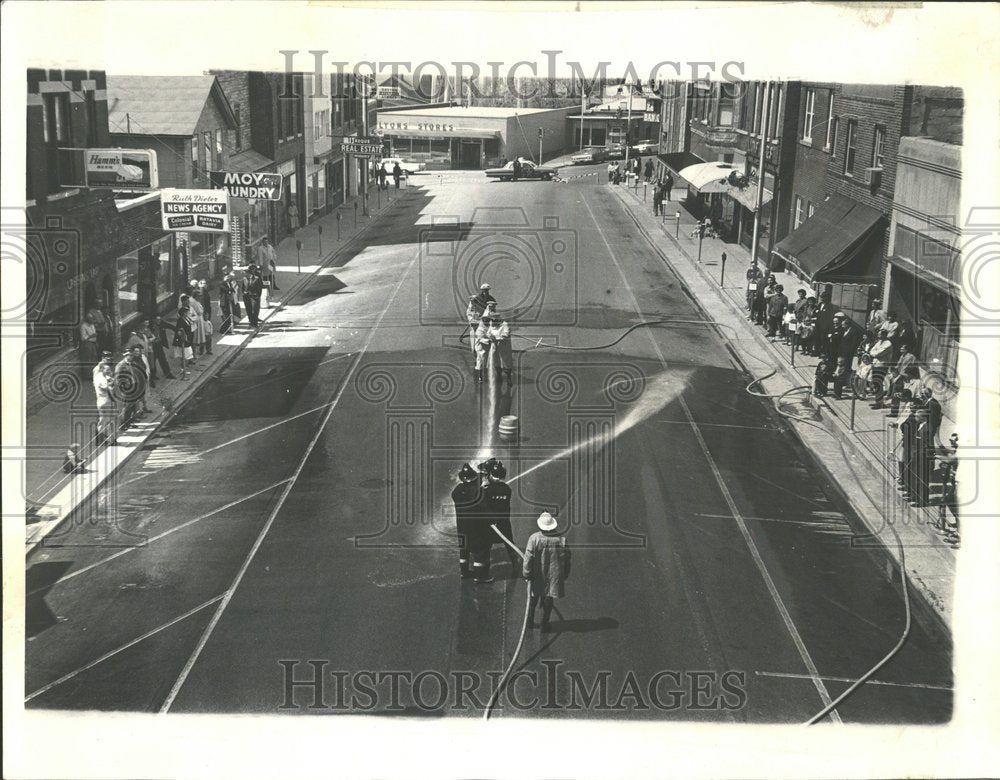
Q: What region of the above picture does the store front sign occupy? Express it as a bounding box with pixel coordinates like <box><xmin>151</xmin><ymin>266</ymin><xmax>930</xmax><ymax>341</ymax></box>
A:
<box><xmin>161</xmin><ymin>188</ymin><xmax>230</xmax><ymax>233</ymax></box>
<box><xmin>209</xmin><ymin>170</ymin><xmax>283</xmax><ymax>200</ymax></box>
<box><xmin>84</xmin><ymin>148</ymin><xmax>159</xmax><ymax>189</ymax></box>
<box><xmin>342</xmin><ymin>136</ymin><xmax>384</xmax><ymax>156</ymax></box>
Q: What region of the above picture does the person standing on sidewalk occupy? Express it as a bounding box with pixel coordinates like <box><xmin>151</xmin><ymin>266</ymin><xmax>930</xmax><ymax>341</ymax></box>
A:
<box><xmin>257</xmin><ymin>237</ymin><xmax>280</xmax><ymax>291</ymax></box>
<box><xmin>218</xmin><ymin>273</ymin><xmax>239</xmax><ymax>334</ymax></box>
<box><xmin>93</xmin><ymin>355</ymin><xmax>116</xmax><ymax>445</ymax></box>
<box><xmin>172</xmin><ymin>306</ymin><xmax>195</xmax><ymax>380</ymax></box>
<box><xmin>644</xmin><ymin>158</ymin><xmax>653</xmax><ymax>183</ymax></box>
<box><xmin>522</xmin><ymin>512</ymin><xmax>571</xmax><ymax>632</ymax></box>
<box><xmin>867</xmin><ymin>328</ymin><xmax>894</xmax><ymax>409</ymax></box>
<box><xmin>78</xmin><ymin>312</ymin><xmax>99</xmax><ymax>375</ymax></box>
<box><xmin>241</xmin><ymin>265</ymin><xmax>264</xmax><ymax>328</ymax></box>
<box><xmin>664</xmin><ymin>173</ymin><xmax>674</xmax><ymax>201</ymax></box>
<box><xmin>829</xmin><ymin>312</ymin><xmax>862</xmax><ymax>400</ymax></box>
<box><xmin>288</xmin><ymin>200</ymin><xmax>300</xmax><ymax>233</ymax></box>
<box><xmin>377</xmin><ymin>164</ymin><xmax>387</xmax><ymax>191</ymax></box>
<box><xmin>745</xmin><ymin>262</ymin><xmax>763</xmax><ymax>316</ymax></box>
<box><xmin>148</xmin><ymin>315</ymin><xmax>175</xmax><ymax>382</ymax></box>
<box><xmin>886</xmin><ymin>343</ymin><xmax>919</xmax><ymax>417</ymax></box>
<box><xmin>198</xmin><ymin>280</ymin><xmax>214</xmax><ymax>355</ymax></box>
<box><xmin>766</xmin><ymin>284</ymin><xmax>788</xmax><ymax>340</ymax></box>
<box><xmin>652</xmin><ymin>181</ymin><xmax>664</xmax><ymax>217</ymax></box>
<box><xmin>125</xmin><ymin>324</ymin><xmax>154</xmax><ymax>403</ymax></box>
<box><xmin>87</xmin><ymin>304</ymin><xmax>111</xmax><ymax>355</ymax></box>
<box><xmin>392</xmin><ymin>161</ymin><xmax>402</xmax><ymax>190</ymax></box>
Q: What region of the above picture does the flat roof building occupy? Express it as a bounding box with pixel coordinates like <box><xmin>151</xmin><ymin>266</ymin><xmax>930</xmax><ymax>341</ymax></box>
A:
<box><xmin>376</xmin><ymin>105</ymin><xmax>575</xmax><ymax>169</ymax></box>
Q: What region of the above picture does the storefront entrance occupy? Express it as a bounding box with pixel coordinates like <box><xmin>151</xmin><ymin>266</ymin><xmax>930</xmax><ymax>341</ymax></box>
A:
<box><xmin>453</xmin><ymin>140</ymin><xmax>482</xmax><ymax>170</ymax></box>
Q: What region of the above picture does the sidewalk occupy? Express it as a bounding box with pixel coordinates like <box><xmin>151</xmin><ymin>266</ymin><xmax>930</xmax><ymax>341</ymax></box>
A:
<box><xmin>24</xmin><ymin>185</ymin><xmax>415</xmax><ymax>551</ymax></box>
<box><xmin>610</xmin><ymin>180</ymin><xmax>957</xmax><ymax>629</ymax></box>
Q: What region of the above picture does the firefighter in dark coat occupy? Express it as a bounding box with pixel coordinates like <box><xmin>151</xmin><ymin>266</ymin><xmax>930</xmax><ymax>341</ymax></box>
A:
<box><xmin>451</xmin><ymin>463</ymin><xmax>482</xmax><ymax>579</ymax></box>
<box><xmin>482</xmin><ymin>460</ymin><xmax>518</xmax><ymax>575</ymax></box>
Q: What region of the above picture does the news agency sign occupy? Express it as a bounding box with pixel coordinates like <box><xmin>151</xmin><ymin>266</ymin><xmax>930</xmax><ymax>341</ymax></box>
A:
<box><xmin>342</xmin><ymin>136</ymin><xmax>383</xmax><ymax>156</ymax></box>
<box><xmin>209</xmin><ymin>170</ymin><xmax>283</xmax><ymax>200</ymax></box>
<box><xmin>161</xmin><ymin>188</ymin><xmax>230</xmax><ymax>233</ymax></box>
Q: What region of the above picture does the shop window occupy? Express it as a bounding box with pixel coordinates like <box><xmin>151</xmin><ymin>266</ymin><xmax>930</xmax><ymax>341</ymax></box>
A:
<box><xmin>317</xmin><ymin>169</ymin><xmax>326</xmax><ymax>209</ymax></box>
<box><xmin>430</xmin><ymin>139</ymin><xmax>450</xmax><ymax>154</ymax></box>
<box><xmin>117</xmin><ymin>251</ymin><xmax>140</xmax><ymax>324</ymax></box>
<box><xmin>154</xmin><ymin>237</ymin><xmax>174</xmax><ymax>302</ymax></box>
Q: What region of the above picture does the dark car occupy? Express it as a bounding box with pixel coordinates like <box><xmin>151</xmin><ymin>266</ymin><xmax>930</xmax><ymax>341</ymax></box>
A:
<box><xmin>484</xmin><ymin>159</ymin><xmax>560</xmax><ymax>181</ymax></box>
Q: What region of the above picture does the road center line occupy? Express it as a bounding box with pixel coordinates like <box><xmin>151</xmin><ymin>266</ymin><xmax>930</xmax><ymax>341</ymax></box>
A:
<box><xmin>580</xmin><ymin>190</ymin><xmax>841</xmax><ymax>724</ymax></box>
<box><xmin>159</xmin><ymin>243</ymin><xmax>423</xmax><ymax>714</ymax></box>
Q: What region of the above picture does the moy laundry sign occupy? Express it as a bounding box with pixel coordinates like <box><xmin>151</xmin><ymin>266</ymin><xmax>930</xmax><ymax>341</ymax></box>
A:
<box><xmin>209</xmin><ymin>171</ymin><xmax>283</xmax><ymax>200</ymax></box>
<box><xmin>161</xmin><ymin>188</ymin><xmax>230</xmax><ymax>232</ymax></box>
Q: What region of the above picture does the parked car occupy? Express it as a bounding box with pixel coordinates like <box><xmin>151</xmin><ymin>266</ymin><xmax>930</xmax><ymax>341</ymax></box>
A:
<box><xmin>571</xmin><ymin>146</ymin><xmax>610</xmax><ymax>164</ymax></box>
<box><xmin>606</xmin><ymin>143</ymin><xmax>627</xmax><ymax>159</ymax></box>
<box><xmin>377</xmin><ymin>157</ymin><xmax>424</xmax><ymax>176</ymax></box>
<box><xmin>631</xmin><ymin>140</ymin><xmax>659</xmax><ymax>155</ymax></box>
<box><xmin>484</xmin><ymin>159</ymin><xmax>560</xmax><ymax>181</ymax></box>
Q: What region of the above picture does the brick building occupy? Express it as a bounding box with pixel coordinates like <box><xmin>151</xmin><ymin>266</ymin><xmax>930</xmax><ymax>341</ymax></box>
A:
<box><xmin>25</xmin><ymin>68</ymin><xmax>176</xmax><ymax>372</ymax></box>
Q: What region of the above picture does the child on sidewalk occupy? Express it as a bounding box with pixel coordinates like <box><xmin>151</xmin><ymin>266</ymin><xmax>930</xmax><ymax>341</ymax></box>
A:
<box><xmin>782</xmin><ymin>302</ymin><xmax>797</xmax><ymax>346</ymax></box>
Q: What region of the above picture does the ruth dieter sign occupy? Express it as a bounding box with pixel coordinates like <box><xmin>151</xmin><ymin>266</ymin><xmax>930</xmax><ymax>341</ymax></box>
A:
<box><xmin>209</xmin><ymin>171</ymin><xmax>283</xmax><ymax>200</ymax></box>
<box><xmin>85</xmin><ymin>148</ymin><xmax>159</xmax><ymax>189</ymax></box>
<box><xmin>342</xmin><ymin>137</ymin><xmax>383</xmax><ymax>156</ymax></box>
<box><xmin>161</xmin><ymin>188</ymin><xmax>230</xmax><ymax>233</ymax></box>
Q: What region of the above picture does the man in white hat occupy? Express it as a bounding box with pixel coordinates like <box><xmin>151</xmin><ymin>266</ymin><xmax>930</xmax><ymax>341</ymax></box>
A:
<box><xmin>465</xmin><ymin>283</ymin><xmax>496</xmax><ymax>351</ymax></box>
<box><xmin>522</xmin><ymin>512</ymin><xmax>571</xmax><ymax>632</ymax></box>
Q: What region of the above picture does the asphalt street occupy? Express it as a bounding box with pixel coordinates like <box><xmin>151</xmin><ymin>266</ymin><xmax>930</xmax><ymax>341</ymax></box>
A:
<box><xmin>25</xmin><ymin>165</ymin><xmax>952</xmax><ymax>722</ymax></box>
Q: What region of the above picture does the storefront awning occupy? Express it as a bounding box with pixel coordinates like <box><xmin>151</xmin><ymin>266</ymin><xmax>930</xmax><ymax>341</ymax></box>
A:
<box><xmin>772</xmin><ymin>193</ymin><xmax>886</xmax><ymax>283</ymax></box>
<box><xmin>227</xmin><ymin>149</ymin><xmax>275</xmax><ymax>173</ymax></box>
<box><xmin>657</xmin><ymin>151</ymin><xmax>704</xmax><ymax>178</ymax></box>
<box><xmin>728</xmin><ymin>184</ymin><xmax>774</xmax><ymax>213</ymax></box>
<box><xmin>382</xmin><ymin>128</ymin><xmax>500</xmax><ymax>140</ymax></box>
<box><xmin>677</xmin><ymin>161</ymin><xmax>740</xmax><ymax>193</ymax></box>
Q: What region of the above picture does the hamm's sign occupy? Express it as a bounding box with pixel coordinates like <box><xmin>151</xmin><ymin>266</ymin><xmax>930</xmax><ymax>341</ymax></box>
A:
<box><xmin>161</xmin><ymin>188</ymin><xmax>230</xmax><ymax>233</ymax></box>
<box><xmin>209</xmin><ymin>171</ymin><xmax>283</xmax><ymax>200</ymax></box>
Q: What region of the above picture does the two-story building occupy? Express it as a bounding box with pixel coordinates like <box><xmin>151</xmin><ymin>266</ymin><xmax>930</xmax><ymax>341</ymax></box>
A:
<box><xmin>107</xmin><ymin>74</ymin><xmax>238</xmax><ymax>284</ymax></box>
<box><xmin>25</xmin><ymin>68</ymin><xmax>176</xmax><ymax>370</ymax></box>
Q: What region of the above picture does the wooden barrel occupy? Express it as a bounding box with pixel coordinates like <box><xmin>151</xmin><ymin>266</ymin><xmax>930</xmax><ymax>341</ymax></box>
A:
<box><xmin>498</xmin><ymin>415</ymin><xmax>520</xmax><ymax>442</ymax></box>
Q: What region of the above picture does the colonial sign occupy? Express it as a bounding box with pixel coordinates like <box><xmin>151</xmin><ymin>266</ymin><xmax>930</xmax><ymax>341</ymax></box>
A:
<box><xmin>209</xmin><ymin>170</ymin><xmax>283</xmax><ymax>200</ymax></box>
<box><xmin>161</xmin><ymin>188</ymin><xmax>230</xmax><ymax>233</ymax></box>
<box><xmin>342</xmin><ymin>136</ymin><xmax>384</xmax><ymax>156</ymax></box>
<box><xmin>84</xmin><ymin>148</ymin><xmax>159</xmax><ymax>189</ymax></box>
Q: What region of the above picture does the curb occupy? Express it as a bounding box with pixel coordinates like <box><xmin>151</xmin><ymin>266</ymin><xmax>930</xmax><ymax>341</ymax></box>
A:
<box><xmin>26</xmin><ymin>191</ymin><xmax>413</xmax><ymax>555</ymax></box>
<box><xmin>609</xmin><ymin>184</ymin><xmax>953</xmax><ymax>631</ymax></box>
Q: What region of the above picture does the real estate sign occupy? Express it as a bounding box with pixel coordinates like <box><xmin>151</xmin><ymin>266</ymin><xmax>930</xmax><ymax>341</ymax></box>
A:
<box><xmin>209</xmin><ymin>170</ymin><xmax>283</xmax><ymax>200</ymax></box>
<box><xmin>161</xmin><ymin>188</ymin><xmax>230</xmax><ymax>233</ymax></box>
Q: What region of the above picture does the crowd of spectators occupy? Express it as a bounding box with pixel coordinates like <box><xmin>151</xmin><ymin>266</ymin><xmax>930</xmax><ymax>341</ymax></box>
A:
<box><xmin>743</xmin><ymin>260</ymin><xmax>959</xmax><ymax>545</ymax></box>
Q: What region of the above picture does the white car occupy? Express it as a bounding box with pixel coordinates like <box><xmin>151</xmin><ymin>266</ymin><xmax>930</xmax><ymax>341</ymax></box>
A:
<box><xmin>631</xmin><ymin>140</ymin><xmax>659</xmax><ymax>155</ymax></box>
<box><xmin>378</xmin><ymin>157</ymin><xmax>424</xmax><ymax>176</ymax></box>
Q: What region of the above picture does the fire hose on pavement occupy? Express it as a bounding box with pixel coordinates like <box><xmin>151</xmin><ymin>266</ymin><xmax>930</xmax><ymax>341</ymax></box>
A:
<box><xmin>466</xmin><ymin>317</ymin><xmax>912</xmax><ymax>725</ymax></box>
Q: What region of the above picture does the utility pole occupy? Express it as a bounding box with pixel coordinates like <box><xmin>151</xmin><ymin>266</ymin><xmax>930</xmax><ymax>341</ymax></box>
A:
<box><xmin>359</xmin><ymin>75</ymin><xmax>369</xmax><ymax>217</ymax></box>
<box><xmin>623</xmin><ymin>82</ymin><xmax>634</xmax><ymax>177</ymax></box>
<box><xmin>580</xmin><ymin>84</ymin><xmax>586</xmax><ymax>150</ymax></box>
<box><xmin>750</xmin><ymin>81</ymin><xmax>772</xmax><ymax>269</ymax></box>
<box><xmin>538</xmin><ymin>128</ymin><xmax>544</xmax><ymax>165</ymax></box>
